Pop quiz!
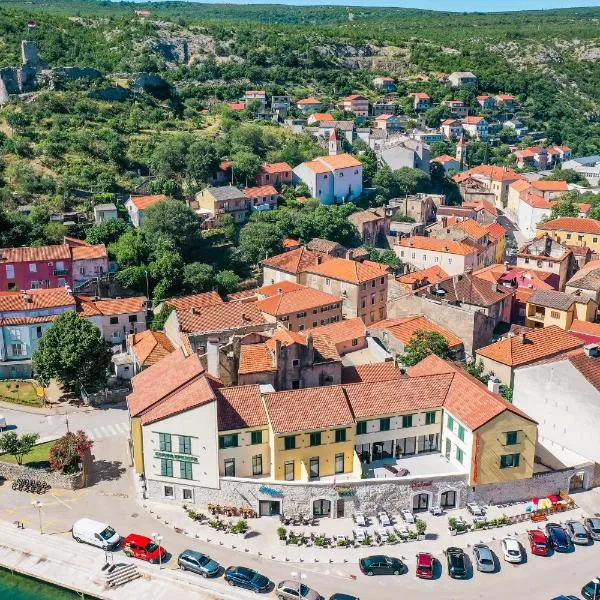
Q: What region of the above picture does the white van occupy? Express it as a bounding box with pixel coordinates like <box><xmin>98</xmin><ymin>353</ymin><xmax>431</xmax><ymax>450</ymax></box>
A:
<box><xmin>72</xmin><ymin>518</ymin><xmax>121</xmax><ymax>550</ymax></box>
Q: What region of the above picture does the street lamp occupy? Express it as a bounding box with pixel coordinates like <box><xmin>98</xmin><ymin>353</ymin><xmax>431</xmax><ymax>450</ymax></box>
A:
<box><xmin>31</xmin><ymin>500</ymin><xmax>43</xmax><ymax>534</ymax></box>
<box><xmin>151</xmin><ymin>532</ymin><xmax>163</xmax><ymax>570</ymax></box>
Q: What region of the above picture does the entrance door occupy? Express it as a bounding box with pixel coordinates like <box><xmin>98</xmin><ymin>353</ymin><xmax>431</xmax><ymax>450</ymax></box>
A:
<box><xmin>313</xmin><ymin>499</ymin><xmax>331</xmax><ymax>517</ymax></box>
<box><xmin>259</xmin><ymin>500</ymin><xmax>281</xmax><ymax>516</ymax></box>
<box><xmin>440</xmin><ymin>490</ymin><xmax>456</xmax><ymax>508</ymax></box>
<box><xmin>413</xmin><ymin>493</ymin><xmax>429</xmax><ymax>512</ymax></box>
<box><xmin>336</xmin><ymin>499</ymin><xmax>345</xmax><ymax>518</ymax></box>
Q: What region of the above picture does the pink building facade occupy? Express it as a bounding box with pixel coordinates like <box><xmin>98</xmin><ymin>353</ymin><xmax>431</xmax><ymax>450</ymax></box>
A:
<box><xmin>0</xmin><ymin>246</ymin><xmax>73</xmax><ymax>291</ymax></box>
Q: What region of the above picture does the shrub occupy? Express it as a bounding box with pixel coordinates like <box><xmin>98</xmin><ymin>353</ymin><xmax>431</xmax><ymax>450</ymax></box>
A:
<box><xmin>277</xmin><ymin>527</ymin><xmax>287</xmax><ymax>540</ymax></box>
<box><xmin>48</xmin><ymin>431</ymin><xmax>93</xmax><ymax>473</ymax></box>
<box><xmin>416</xmin><ymin>519</ymin><xmax>427</xmax><ymax>536</ymax></box>
<box><xmin>230</xmin><ymin>519</ymin><xmax>248</xmax><ymax>534</ymax></box>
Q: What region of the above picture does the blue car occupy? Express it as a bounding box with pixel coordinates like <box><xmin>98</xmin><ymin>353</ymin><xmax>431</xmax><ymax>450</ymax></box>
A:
<box><xmin>224</xmin><ymin>566</ymin><xmax>270</xmax><ymax>592</ymax></box>
<box><xmin>545</xmin><ymin>523</ymin><xmax>571</xmax><ymax>552</ymax></box>
<box><xmin>329</xmin><ymin>596</ymin><xmax>360</xmax><ymax>600</ymax></box>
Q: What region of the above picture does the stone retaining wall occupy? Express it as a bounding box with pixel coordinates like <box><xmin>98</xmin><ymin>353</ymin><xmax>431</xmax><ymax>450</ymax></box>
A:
<box><xmin>468</xmin><ymin>463</ymin><xmax>596</xmax><ymax>505</ymax></box>
<box><xmin>0</xmin><ymin>461</ymin><xmax>84</xmax><ymax>490</ymax></box>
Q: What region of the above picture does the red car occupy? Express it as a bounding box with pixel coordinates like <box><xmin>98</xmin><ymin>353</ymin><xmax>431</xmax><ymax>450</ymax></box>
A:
<box><xmin>528</xmin><ymin>529</ymin><xmax>550</xmax><ymax>556</ymax></box>
<box><xmin>416</xmin><ymin>552</ymin><xmax>434</xmax><ymax>579</ymax></box>
<box><xmin>123</xmin><ymin>534</ymin><xmax>167</xmax><ymax>563</ymax></box>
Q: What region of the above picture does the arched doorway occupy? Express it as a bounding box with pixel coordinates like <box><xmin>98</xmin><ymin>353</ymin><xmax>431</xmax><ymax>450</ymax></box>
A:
<box><xmin>440</xmin><ymin>489</ymin><xmax>457</xmax><ymax>509</ymax></box>
<box><xmin>569</xmin><ymin>471</ymin><xmax>585</xmax><ymax>493</ymax></box>
<box><xmin>313</xmin><ymin>499</ymin><xmax>331</xmax><ymax>518</ymax></box>
<box><xmin>412</xmin><ymin>492</ymin><xmax>431</xmax><ymax>512</ymax></box>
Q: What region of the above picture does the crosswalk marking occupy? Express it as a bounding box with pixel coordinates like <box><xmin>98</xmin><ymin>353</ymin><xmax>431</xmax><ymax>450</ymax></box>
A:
<box><xmin>88</xmin><ymin>422</ymin><xmax>128</xmax><ymax>441</ymax></box>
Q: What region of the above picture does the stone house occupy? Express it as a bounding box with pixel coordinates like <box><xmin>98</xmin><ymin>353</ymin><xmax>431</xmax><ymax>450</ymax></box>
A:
<box><xmin>348</xmin><ymin>208</ymin><xmax>390</xmax><ymax>247</ymax></box>
<box><xmin>255</xmin><ymin>163</ymin><xmax>293</xmax><ymax>188</ymax></box>
<box><xmin>194</xmin><ymin>186</ymin><xmax>249</xmax><ymax>227</ymax></box>
<box><xmin>516</xmin><ymin>236</ymin><xmax>574</xmax><ymax>291</ymax></box>
<box><xmin>448</xmin><ymin>71</ymin><xmax>478</xmax><ymax>87</ymax></box>
<box><xmin>565</xmin><ymin>260</ymin><xmax>600</xmax><ymax>303</ymax></box>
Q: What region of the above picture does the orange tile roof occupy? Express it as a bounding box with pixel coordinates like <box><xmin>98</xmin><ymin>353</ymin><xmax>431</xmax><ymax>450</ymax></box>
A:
<box><xmin>262</xmin><ymin>247</ymin><xmax>333</xmax><ymax>275</ymax></box>
<box><xmin>296</xmin><ymin>97</ymin><xmax>321</xmax><ymax>105</ymax></box>
<box><xmin>303</xmin><ymin>160</ymin><xmax>331</xmax><ymax>174</ymax></box>
<box><xmin>510</xmin><ymin>179</ymin><xmax>532</xmax><ymax>193</ymax></box>
<box><xmin>462</xmin><ymin>116</ymin><xmax>485</xmax><ymax>124</ymax></box>
<box><xmin>485</xmin><ymin>222</ymin><xmax>507</xmax><ymax>239</ymax></box>
<box><xmin>0</xmin><ymin>288</ymin><xmax>75</xmax><ymax>312</ymax></box>
<box><xmin>341</xmin><ymin>362</ymin><xmax>402</xmax><ymax>384</ymax></box>
<box><xmin>128</xmin><ymin>194</ymin><xmax>167</xmax><ymax>210</ymax></box>
<box><xmin>462</xmin><ymin>199</ymin><xmax>498</xmax><ymax>217</ymax></box>
<box><xmin>227</xmin><ymin>102</ymin><xmax>245</xmax><ymax>111</ymax></box>
<box><xmin>0</xmin><ymin>244</ymin><xmax>71</xmax><ymax>263</ymax></box>
<box><xmin>282</xmin><ymin>238</ymin><xmax>301</xmax><ymax>249</ymax></box>
<box><xmin>264</xmin><ymin>386</ymin><xmax>354</xmax><ymax>434</ymax></box>
<box><xmin>256</xmin><ymin>287</ymin><xmax>341</xmax><ymax>316</ymax></box>
<box><xmin>456</xmin><ymin>218</ymin><xmax>487</xmax><ymax>240</ymax></box>
<box><xmin>245</xmin><ymin>90</ymin><xmax>266</xmax><ymax>95</ymax></box>
<box><xmin>0</xmin><ymin>315</ymin><xmax>60</xmax><ymax>326</ymax></box>
<box><xmin>257</xmin><ymin>281</ymin><xmax>305</xmax><ymax>297</ymax></box>
<box><xmin>217</xmin><ymin>385</ymin><xmax>268</xmax><ymax>431</ymax></box>
<box><xmin>410</xmin><ymin>92</ymin><xmax>430</xmax><ymax>99</ymax></box>
<box><xmin>454</xmin><ymin>165</ymin><xmax>523</xmax><ymax>183</ymax></box>
<box><xmin>370</xmin><ymin>315</ymin><xmax>463</xmax><ymax>349</ymax></box>
<box><xmin>311</xmin><ymin>112</ymin><xmax>334</xmax><ymax>121</ymax></box>
<box><xmin>564</xmin><ymin>348</ymin><xmax>600</xmax><ymax>393</ymax></box>
<box><xmin>344</xmin><ymin>374</ymin><xmax>453</xmax><ymax>419</ymax></box>
<box><xmin>243</xmin><ymin>185</ymin><xmax>279</xmax><ymax>198</ymax></box>
<box><xmin>306</xmin><ymin>317</ymin><xmax>366</xmax><ymax>344</ymax></box>
<box><xmin>433</xmin><ymin>154</ymin><xmax>458</xmax><ymax>164</ymax></box>
<box><xmin>318</xmin><ymin>153</ymin><xmax>363</xmax><ymax>170</ymax></box>
<box><xmin>165</xmin><ymin>291</ymin><xmax>224</xmax><ymax>312</ymax></box>
<box><xmin>260</xmin><ymin>162</ymin><xmax>292</xmax><ymax>174</ymax></box>
<box><xmin>476</xmin><ymin>325</ymin><xmax>583</xmax><ymax>367</ymax></box>
<box><xmin>344</xmin><ymin>94</ymin><xmax>368</xmax><ymax>101</ymax></box>
<box><xmin>398</xmin><ymin>236</ymin><xmax>479</xmax><ymax>256</ymax></box>
<box><xmin>538</xmin><ymin>217</ymin><xmax>600</xmax><ymax>235</ymax></box>
<box><xmin>128</xmin><ymin>330</ymin><xmax>175</xmax><ymax>368</ymax></box>
<box><xmin>348</xmin><ymin>208</ymin><xmax>386</xmax><ymax>226</ymax></box>
<box><xmin>396</xmin><ymin>265</ymin><xmax>448</xmax><ymax>286</ymax></box>
<box><xmin>77</xmin><ymin>296</ymin><xmax>146</xmax><ymax>317</ymax></box>
<box><xmin>304</xmin><ymin>257</ymin><xmax>388</xmax><ymax>283</ymax></box>
<box><xmin>176</xmin><ymin>301</ymin><xmax>267</xmax><ymax>334</ymax></box>
<box><xmin>531</xmin><ymin>180</ymin><xmax>569</xmax><ymax>192</ymax></box>
<box><xmin>408</xmin><ymin>354</ymin><xmax>536</xmax><ymax>430</ymax></box>
<box><xmin>71</xmin><ymin>244</ymin><xmax>107</xmax><ymax>261</ymax></box>
<box><xmin>569</xmin><ymin>319</ymin><xmax>600</xmax><ymax>337</ymax></box>
<box><xmin>238</xmin><ymin>344</ymin><xmax>275</xmax><ymax>375</ymax></box>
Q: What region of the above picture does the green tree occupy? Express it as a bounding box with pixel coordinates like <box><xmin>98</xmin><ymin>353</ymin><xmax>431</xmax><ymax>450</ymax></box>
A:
<box><xmin>214</xmin><ymin>270</ymin><xmax>241</xmax><ymax>294</ymax></box>
<box><xmin>142</xmin><ymin>200</ymin><xmax>203</xmax><ymax>260</ymax></box>
<box><xmin>465</xmin><ymin>359</ymin><xmax>489</xmax><ymax>383</ymax></box>
<box><xmin>367</xmin><ymin>247</ymin><xmax>402</xmax><ymax>268</ymax></box>
<box><xmin>186</xmin><ymin>138</ymin><xmax>220</xmax><ymax>186</ymax></box>
<box><xmin>33</xmin><ymin>312</ymin><xmax>111</xmax><ymax>394</ymax></box>
<box><xmin>550</xmin><ymin>191</ymin><xmax>579</xmax><ymax>219</ymax></box>
<box><xmin>400</xmin><ymin>330</ymin><xmax>454</xmax><ymax>367</ymax></box>
<box><xmin>149</xmin><ymin>246</ymin><xmax>185</xmax><ymax>303</ymax></box>
<box><xmin>231</xmin><ymin>150</ymin><xmax>262</xmax><ymax>186</ymax></box>
<box><xmin>85</xmin><ymin>218</ymin><xmax>129</xmax><ymax>246</ymax></box>
<box><xmin>183</xmin><ymin>262</ymin><xmax>214</xmax><ymax>293</ymax></box>
<box><xmin>151</xmin><ymin>304</ymin><xmax>174</xmax><ymax>331</ymax></box>
<box><xmin>109</xmin><ymin>229</ymin><xmax>149</xmax><ymax>267</ymax></box>
<box><xmin>115</xmin><ymin>265</ymin><xmax>148</xmax><ymax>294</ymax></box>
<box><xmin>0</xmin><ymin>432</ymin><xmax>39</xmax><ymax>465</ymax></box>
<box><xmin>238</xmin><ymin>221</ymin><xmax>283</xmax><ymax>265</ymax></box>
<box><xmin>423</xmin><ymin>105</ymin><xmax>451</xmax><ymax>129</ymax></box>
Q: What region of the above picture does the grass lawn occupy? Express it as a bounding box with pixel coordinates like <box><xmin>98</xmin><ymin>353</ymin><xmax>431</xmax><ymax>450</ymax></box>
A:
<box><xmin>0</xmin><ymin>440</ymin><xmax>54</xmax><ymax>468</ymax></box>
<box><xmin>0</xmin><ymin>380</ymin><xmax>43</xmax><ymax>407</ymax></box>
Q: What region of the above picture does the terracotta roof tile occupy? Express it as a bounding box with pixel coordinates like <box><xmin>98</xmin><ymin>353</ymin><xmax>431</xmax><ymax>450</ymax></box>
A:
<box><xmin>348</xmin><ymin>208</ymin><xmax>386</xmax><ymax>226</ymax></box>
<box><xmin>257</xmin><ymin>281</ymin><xmax>305</xmax><ymax>297</ymax></box>
<box><xmin>454</xmin><ymin>165</ymin><xmax>523</xmax><ymax>183</ymax></box>
<box><xmin>304</xmin><ymin>257</ymin><xmax>388</xmax><ymax>283</ymax></box>
<box><xmin>71</xmin><ymin>244</ymin><xmax>108</xmax><ymax>261</ymax></box>
<box><xmin>303</xmin><ymin>160</ymin><xmax>331</xmax><ymax>174</ymax></box>
<box><xmin>128</xmin><ymin>194</ymin><xmax>167</xmax><ymax>210</ymax></box>
<box><xmin>243</xmin><ymin>185</ymin><xmax>279</xmax><ymax>198</ymax></box>
<box><xmin>485</xmin><ymin>223</ymin><xmax>507</xmax><ymax>239</ymax></box>
<box><xmin>341</xmin><ymin>362</ymin><xmax>403</xmax><ymax>384</ymax></box>
<box><xmin>165</xmin><ymin>291</ymin><xmax>224</xmax><ymax>312</ymax></box>
<box><xmin>263</xmin><ymin>247</ymin><xmax>333</xmax><ymax>275</ymax></box>
<box><xmin>311</xmin><ymin>113</ymin><xmax>334</xmax><ymax>121</ymax></box>
<box><xmin>306</xmin><ymin>318</ymin><xmax>366</xmax><ymax>346</ymax></box>
<box><xmin>259</xmin><ymin>162</ymin><xmax>292</xmax><ymax>174</ymax></box>
<box><xmin>396</xmin><ymin>265</ymin><xmax>448</xmax><ymax>286</ymax></box>
<box><xmin>456</xmin><ymin>218</ymin><xmax>488</xmax><ymax>240</ymax></box>
<box><xmin>0</xmin><ymin>288</ymin><xmax>75</xmax><ymax>312</ymax></box>
<box><xmin>128</xmin><ymin>330</ymin><xmax>175</xmax><ymax>368</ymax></box>
<box><xmin>398</xmin><ymin>236</ymin><xmax>479</xmax><ymax>256</ymax></box>
<box><xmin>538</xmin><ymin>217</ymin><xmax>600</xmax><ymax>235</ymax></box>
<box><xmin>264</xmin><ymin>386</ymin><xmax>354</xmax><ymax>434</ymax></box>
<box><xmin>256</xmin><ymin>287</ymin><xmax>341</xmax><ymax>316</ymax></box>
<box><xmin>531</xmin><ymin>180</ymin><xmax>569</xmax><ymax>192</ymax></box>
<box><xmin>176</xmin><ymin>301</ymin><xmax>266</xmax><ymax>334</ymax></box>
<box><xmin>0</xmin><ymin>245</ymin><xmax>71</xmax><ymax>263</ymax></box>
<box><xmin>568</xmin><ymin>260</ymin><xmax>600</xmax><ymax>290</ymax></box>
<box><xmin>370</xmin><ymin>315</ymin><xmax>463</xmax><ymax>349</ymax></box>
<box><xmin>0</xmin><ymin>315</ymin><xmax>60</xmax><ymax>326</ymax></box>
<box><xmin>306</xmin><ymin>239</ymin><xmax>346</xmax><ymax>254</ymax></box>
<box><xmin>318</xmin><ymin>154</ymin><xmax>363</xmax><ymax>170</ymax></box>
<box><xmin>217</xmin><ymin>385</ymin><xmax>268</xmax><ymax>431</ymax></box>
<box><xmin>565</xmin><ymin>349</ymin><xmax>600</xmax><ymax>393</ymax></box>
<box><xmin>476</xmin><ymin>325</ymin><xmax>583</xmax><ymax>367</ymax></box>
<box><xmin>238</xmin><ymin>344</ymin><xmax>275</xmax><ymax>375</ymax></box>
<box><xmin>569</xmin><ymin>320</ymin><xmax>600</xmax><ymax>345</ymax></box>
<box><xmin>296</xmin><ymin>98</ymin><xmax>321</xmax><ymax>105</ymax></box>
<box><xmin>77</xmin><ymin>296</ymin><xmax>146</xmax><ymax>316</ymax></box>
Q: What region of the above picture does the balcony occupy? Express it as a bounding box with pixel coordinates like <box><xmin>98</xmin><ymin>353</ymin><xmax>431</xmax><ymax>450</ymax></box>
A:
<box><xmin>53</xmin><ymin>269</ymin><xmax>69</xmax><ymax>276</ymax></box>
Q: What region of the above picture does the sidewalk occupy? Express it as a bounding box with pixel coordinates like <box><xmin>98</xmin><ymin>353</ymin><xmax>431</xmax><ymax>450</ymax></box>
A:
<box><xmin>140</xmin><ymin>490</ymin><xmax>598</xmax><ymax>565</ymax></box>
<box><xmin>0</xmin><ymin>520</ymin><xmax>257</xmax><ymax>600</ymax></box>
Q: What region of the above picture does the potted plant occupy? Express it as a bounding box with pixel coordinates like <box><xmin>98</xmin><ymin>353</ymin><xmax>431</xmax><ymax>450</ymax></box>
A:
<box><xmin>277</xmin><ymin>527</ymin><xmax>287</xmax><ymax>545</ymax></box>
<box><xmin>208</xmin><ymin>519</ymin><xmax>219</xmax><ymax>529</ymax></box>
<box><xmin>448</xmin><ymin>517</ymin><xmax>458</xmax><ymax>536</ymax></box>
<box><xmin>415</xmin><ymin>519</ymin><xmax>427</xmax><ymax>541</ymax></box>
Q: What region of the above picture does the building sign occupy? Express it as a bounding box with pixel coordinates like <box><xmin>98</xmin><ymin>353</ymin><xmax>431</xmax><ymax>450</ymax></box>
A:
<box><xmin>335</xmin><ymin>486</ymin><xmax>355</xmax><ymax>497</ymax></box>
<box><xmin>410</xmin><ymin>481</ymin><xmax>432</xmax><ymax>488</ymax></box>
<box><xmin>154</xmin><ymin>451</ymin><xmax>198</xmax><ymax>463</ymax></box>
<box><xmin>259</xmin><ymin>485</ymin><xmax>283</xmax><ymax>497</ymax></box>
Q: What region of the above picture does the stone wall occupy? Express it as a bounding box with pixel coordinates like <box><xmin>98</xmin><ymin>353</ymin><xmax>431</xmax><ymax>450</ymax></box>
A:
<box><xmin>147</xmin><ymin>472</ymin><xmax>469</xmax><ymax>516</ymax></box>
<box><xmin>0</xmin><ymin>461</ymin><xmax>84</xmax><ymax>490</ymax></box>
<box><xmin>468</xmin><ymin>463</ymin><xmax>596</xmax><ymax>505</ymax></box>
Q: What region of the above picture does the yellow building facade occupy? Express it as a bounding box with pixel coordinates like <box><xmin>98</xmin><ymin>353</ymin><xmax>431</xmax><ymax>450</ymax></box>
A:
<box><xmin>537</xmin><ymin>217</ymin><xmax>600</xmax><ymax>254</ymax></box>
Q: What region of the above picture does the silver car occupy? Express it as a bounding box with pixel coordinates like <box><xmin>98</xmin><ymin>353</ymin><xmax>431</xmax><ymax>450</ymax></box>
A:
<box><xmin>566</xmin><ymin>520</ymin><xmax>590</xmax><ymax>545</ymax></box>
<box><xmin>473</xmin><ymin>544</ymin><xmax>495</xmax><ymax>573</ymax></box>
<box><xmin>585</xmin><ymin>517</ymin><xmax>600</xmax><ymax>541</ymax></box>
<box><xmin>277</xmin><ymin>580</ymin><xmax>323</xmax><ymax>600</ymax></box>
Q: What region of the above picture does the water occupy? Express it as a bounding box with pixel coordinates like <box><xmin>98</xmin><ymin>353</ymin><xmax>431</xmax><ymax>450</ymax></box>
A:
<box><xmin>0</xmin><ymin>567</ymin><xmax>86</xmax><ymax>600</ymax></box>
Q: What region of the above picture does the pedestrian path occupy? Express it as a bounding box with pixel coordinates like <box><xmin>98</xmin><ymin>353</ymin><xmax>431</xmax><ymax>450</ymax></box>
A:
<box><xmin>87</xmin><ymin>421</ymin><xmax>129</xmax><ymax>440</ymax></box>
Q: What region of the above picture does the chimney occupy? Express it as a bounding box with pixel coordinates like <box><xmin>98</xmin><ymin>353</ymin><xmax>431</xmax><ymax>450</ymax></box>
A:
<box><xmin>519</xmin><ymin>333</ymin><xmax>526</xmax><ymax>344</ymax></box>
<box><xmin>487</xmin><ymin>377</ymin><xmax>501</xmax><ymax>394</ymax></box>
<box><xmin>191</xmin><ymin>307</ymin><xmax>201</xmax><ymax>316</ymax></box>
<box><xmin>206</xmin><ymin>336</ymin><xmax>220</xmax><ymax>379</ymax></box>
<box><xmin>274</xmin><ymin>338</ymin><xmax>282</xmax><ymax>367</ymax></box>
<box><xmin>307</xmin><ymin>333</ymin><xmax>315</xmax><ymax>365</ymax></box>
<box><xmin>316</xmin><ymin>255</ymin><xmax>322</xmax><ymax>265</ymax></box>
<box><xmin>346</xmin><ymin>249</ymin><xmax>354</xmax><ymax>261</ymax></box>
<box><xmin>544</xmin><ymin>235</ymin><xmax>552</xmax><ymax>256</ymax></box>
<box><xmin>277</xmin><ymin>287</ymin><xmax>283</xmax><ymax>295</ymax></box>
<box><xmin>241</xmin><ymin>312</ymin><xmax>248</xmax><ymax>321</ymax></box>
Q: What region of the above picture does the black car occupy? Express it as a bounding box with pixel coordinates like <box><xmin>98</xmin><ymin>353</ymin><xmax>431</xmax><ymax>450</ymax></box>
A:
<box><xmin>582</xmin><ymin>579</ymin><xmax>600</xmax><ymax>600</ymax></box>
<box><xmin>329</xmin><ymin>595</ymin><xmax>360</xmax><ymax>600</ymax></box>
<box><xmin>445</xmin><ymin>547</ymin><xmax>467</xmax><ymax>579</ymax></box>
<box><xmin>358</xmin><ymin>555</ymin><xmax>404</xmax><ymax>576</ymax></box>
<box><xmin>178</xmin><ymin>549</ymin><xmax>220</xmax><ymax>577</ymax></box>
<box><xmin>224</xmin><ymin>566</ymin><xmax>270</xmax><ymax>592</ymax></box>
<box><xmin>545</xmin><ymin>523</ymin><xmax>571</xmax><ymax>552</ymax></box>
